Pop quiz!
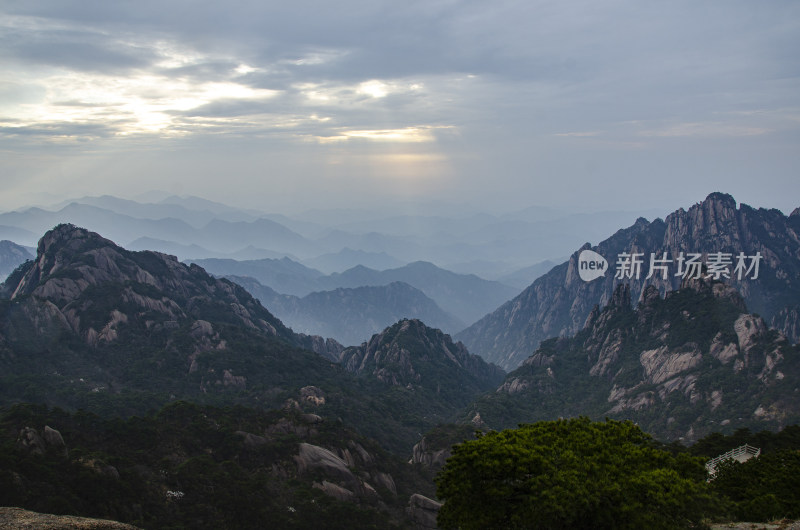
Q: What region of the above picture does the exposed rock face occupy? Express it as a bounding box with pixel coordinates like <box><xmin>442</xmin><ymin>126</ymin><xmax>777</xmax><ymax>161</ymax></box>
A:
<box><xmin>297</xmin><ymin>334</ymin><xmax>344</xmax><ymax>362</ymax></box>
<box><xmin>411</xmin><ymin>437</ymin><xmax>452</xmax><ymax>472</ymax></box>
<box><xmin>771</xmin><ymin>305</ymin><xmax>800</xmax><ymax>344</ymax></box>
<box><xmin>293</xmin><ymin>441</ymin><xmax>395</xmax><ymax>505</ymax></box>
<box><xmin>406</xmin><ymin>494</ymin><xmax>442</xmax><ymax>530</ymax></box>
<box><xmin>0</xmin><ymin>507</ymin><xmax>140</xmax><ymax>529</ymax></box>
<box><xmin>471</xmin><ymin>279</ymin><xmax>799</xmax><ymax>442</ymax></box>
<box><xmin>295</xmin><ymin>443</ymin><xmax>357</xmax><ymax>484</ymax></box>
<box><xmin>339</xmin><ymin>318</ymin><xmax>504</xmax><ymax>394</ymax></box>
<box><xmin>299</xmin><ymin>386</ymin><xmax>326</xmax><ymax>406</ymax></box>
<box><xmin>42</xmin><ymin>426</ymin><xmax>67</xmax><ymax>456</ymax></box>
<box><xmin>16</xmin><ymin>427</ymin><xmax>46</xmax><ymax>455</ymax></box>
<box><xmin>3</xmin><ymin>225</ymin><xmax>301</xmax><ymax>348</ymax></box>
<box><xmin>16</xmin><ymin>426</ymin><xmax>67</xmax><ymax>457</ymax></box>
<box><xmin>459</xmin><ymin>193</ymin><xmax>800</xmax><ymax>370</ymax></box>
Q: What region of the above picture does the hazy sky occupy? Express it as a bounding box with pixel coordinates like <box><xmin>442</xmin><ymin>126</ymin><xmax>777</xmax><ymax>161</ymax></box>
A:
<box><xmin>1</xmin><ymin>0</ymin><xmax>798</xmax><ymax>215</ymax></box>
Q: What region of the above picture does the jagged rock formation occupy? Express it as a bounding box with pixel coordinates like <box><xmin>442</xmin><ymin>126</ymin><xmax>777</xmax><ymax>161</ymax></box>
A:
<box><xmin>230</xmin><ymin>275</ymin><xmax>464</xmax><ymax>345</ymax></box>
<box><xmin>772</xmin><ymin>305</ymin><xmax>800</xmax><ymax>345</ymax></box>
<box><xmin>340</xmin><ymin>319</ymin><xmax>504</xmax><ymax>399</ymax></box>
<box><xmin>406</xmin><ymin>494</ymin><xmax>442</xmax><ymax>530</ymax></box>
<box><xmin>466</xmin><ymin>278</ymin><xmax>800</xmax><ymax>442</ymax></box>
<box><xmin>458</xmin><ymin>193</ymin><xmax>800</xmax><ymax>370</ymax></box>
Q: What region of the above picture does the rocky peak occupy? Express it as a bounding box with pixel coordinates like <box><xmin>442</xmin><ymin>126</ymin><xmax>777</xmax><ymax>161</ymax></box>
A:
<box><xmin>459</xmin><ymin>192</ymin><xmax>800</xmax><ymax>370</ymax></box>
<box><xmin>2</xmin><ymin>224</ymin><xmax>302</xmax><ymax>350</ymax></box>
<box><xmin>339</xmin><ymin>318</ymin><xmax>504</xmax><ymax>392</ymax></box>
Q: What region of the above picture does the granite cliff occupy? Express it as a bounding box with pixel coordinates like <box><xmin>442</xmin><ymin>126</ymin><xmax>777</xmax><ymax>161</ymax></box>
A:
<box><xmin>466</xmin><ymin>277</ymin><xmax>800</xmax><ymax>442</ymax></box>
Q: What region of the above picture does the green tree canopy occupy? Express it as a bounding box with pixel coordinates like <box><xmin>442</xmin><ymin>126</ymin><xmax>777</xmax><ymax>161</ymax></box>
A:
<box><xmin>435</xmin><ymin>417</ymin><xmax>718</xmax><ymax>529</ymax></box>
<box><xmin>711</xmin><ymin>449</ymin><xmax>800</xmax><ymax>522</ymax></box>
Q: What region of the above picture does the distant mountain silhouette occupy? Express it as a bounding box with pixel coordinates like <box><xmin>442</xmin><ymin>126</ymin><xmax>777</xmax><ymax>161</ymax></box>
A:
<box><xmin>229</xmin><ymin>276</ymin><xmax>464</xmax><ymax>345</ymax></box>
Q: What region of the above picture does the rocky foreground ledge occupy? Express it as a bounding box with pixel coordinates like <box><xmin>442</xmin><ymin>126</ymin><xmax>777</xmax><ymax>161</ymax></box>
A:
<box><xmin>0</xmin><ymin>507</ymin><xmax>140</xmax><ymax>529</ymax></box>
<box><xmin>711</xmin><ymin>521</ymin><xmax>800</xmax><ymax>530</ymax></box>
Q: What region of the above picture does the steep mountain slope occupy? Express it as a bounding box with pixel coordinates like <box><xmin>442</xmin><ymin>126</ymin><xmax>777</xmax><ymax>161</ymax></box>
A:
<box><xmin>0</xmin><ymin>225</ymin><xmax>347</xmax><ymax>401</ymax></box>
<box><xmin>0</xmin><ymin>240</ymin><xmax>33</xmax><ymax>280</ymax></box>
<box><xmin>340</xmin><ymin>319</ymin><xmax>505</xmax><ymax>411</ymax></box>
<box><xmin>465</xmin><ymin>278</ymin><xmax>800</xmax><ymax>442</ymax></box>
<box><xmin>230</xmin><ymin>276</ymin><xmax>464</xmax><ymax>345</ymax></box>
<box><xmin>458</xmin><ymin>193</ymin><xmax>800</xmax><ymax>370</ymax></box>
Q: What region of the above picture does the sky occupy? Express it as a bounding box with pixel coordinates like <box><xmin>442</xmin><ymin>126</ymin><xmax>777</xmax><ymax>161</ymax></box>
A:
<box><xmin>1</xmin><ymin>0</ymin><xmax>799</xmax><ymax>216</ymax></box>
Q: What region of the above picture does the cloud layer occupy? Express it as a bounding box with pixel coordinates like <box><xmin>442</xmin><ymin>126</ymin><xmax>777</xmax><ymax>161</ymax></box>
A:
<box><xmin>1</xmin><ymin>0</ymin><xmax>798</xmax><ymax>213</ymax></box>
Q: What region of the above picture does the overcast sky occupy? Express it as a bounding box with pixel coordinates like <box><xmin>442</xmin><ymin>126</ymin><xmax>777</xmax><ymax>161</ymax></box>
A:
<box><xmin>1</xmin><ymin>0</ymin><xmax>798</xmax><ymax>216</ymax></box>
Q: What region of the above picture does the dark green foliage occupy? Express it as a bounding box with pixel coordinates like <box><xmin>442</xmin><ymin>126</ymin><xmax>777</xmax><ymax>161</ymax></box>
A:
<box><xmin>435</xmin><ymin>418</ymin><xmax>719</xmax><ymax>530</ymax></box>
<box><xmin>711</xmin><ymin>450</ymin><xmax>800</xmax><ymax>521</ymax></box>
<box><xmin>690</xmin><ymin>425</ymin><xmax>800</xmax><ymax>459</ymax></box>
<box><xmin>0</xmin><ymin>402</ymin><xmax>430</xmax><ymax>529</ymax></box>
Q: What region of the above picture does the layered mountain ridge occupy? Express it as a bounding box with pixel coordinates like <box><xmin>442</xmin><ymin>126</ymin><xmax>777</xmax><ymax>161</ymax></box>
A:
<box><xmin>340</xmin><ymin>319</ymin><xmax>505</xmax><ymax>400</ymax></box>
<box><xmin>458</xmin><ymin>192</ymin><xmax>800</xmax><ymax>370</ymax></box>
<box><xmin>229</xmin><ymin>276</ymin><xmax>464</xmax><ymax>345</ymax></box>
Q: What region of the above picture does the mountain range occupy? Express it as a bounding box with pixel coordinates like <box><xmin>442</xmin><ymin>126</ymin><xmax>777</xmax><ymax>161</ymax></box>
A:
<box><xmin>458</xmin><ymin>193</ymin><xmax>800</xmax><ymax>370</ymax></box>
<box><xmin>227</xmin><ymin>276</ymin><xmax>464</xmax><ymax>345</ymax></box>
<box><xmin>194</xmin><ymin>258</ymin><xmax>518</xmax><ymax>326</ymax></box>
<box><xmin>0</xmin><ymin>194</ymin><xmax>661</xmax><ymax>280</ymax></box>
<box><xmin>0</xmin><ymin>224</ymin><xmax>500</xmax><ymax>455</ymax></box>
<box><xmin>1</xmin><ymin>195</ymin><xmax>799</xmax><ymax>528</ymax></box>
<box><xmin>0</xmin><ymin>240</ymin><xmax>33</xmax><ymax>281</ymax></box>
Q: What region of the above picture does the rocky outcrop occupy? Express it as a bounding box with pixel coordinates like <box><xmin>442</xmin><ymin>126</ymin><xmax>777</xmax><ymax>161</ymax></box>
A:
<box><xmin>295</xmin><ymin>443</ymin><xmax>356</xmax><ymax>484</ymax></box>
<box><xmin>459</xmin><ymin>193</ymin><xmax>800</xmax><ymax>370</ymax></box>
<box><xmin>339</xmin><ymin>319</ymin><xmax>504</xmax><ymax>393</ymax></box>
<box><xmin>294</xmin><ymin>442</ymin><xmax>392</xmax><ymax>504</ymax></box>
<box><xmin>0</xmin><ymin>507</ymin><xmax>140</xmax><ymax>529</ymax></box>
<box><xmin>299</xmin><ymin>334</ymin><xmax>345</xmax><ymax>361</ymax></box>
<box><xmin>16</xmin><ymin>426</ymin><xmax>67</xmax><ymax>457</ymax></box>
<box><xmin>406</xmin><ymin>494</ymin><xmax>442</xmax><ymax>530</ymax></box>
<box><xmin>411</xmin><ymin>437</ymin><xmax>452</xmax><ymax>472</ymax></box>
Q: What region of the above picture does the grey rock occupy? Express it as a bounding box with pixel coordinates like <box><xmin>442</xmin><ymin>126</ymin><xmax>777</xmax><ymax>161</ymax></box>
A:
<box><xmin>406</xmin><ymin>493</ymin><xmax>442</xmax><ymax>530</ymax></box>
<box><xmin>16</xmin><ymin>427</ymin><xmax>46</xmax><ymax>456</ymax></box>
